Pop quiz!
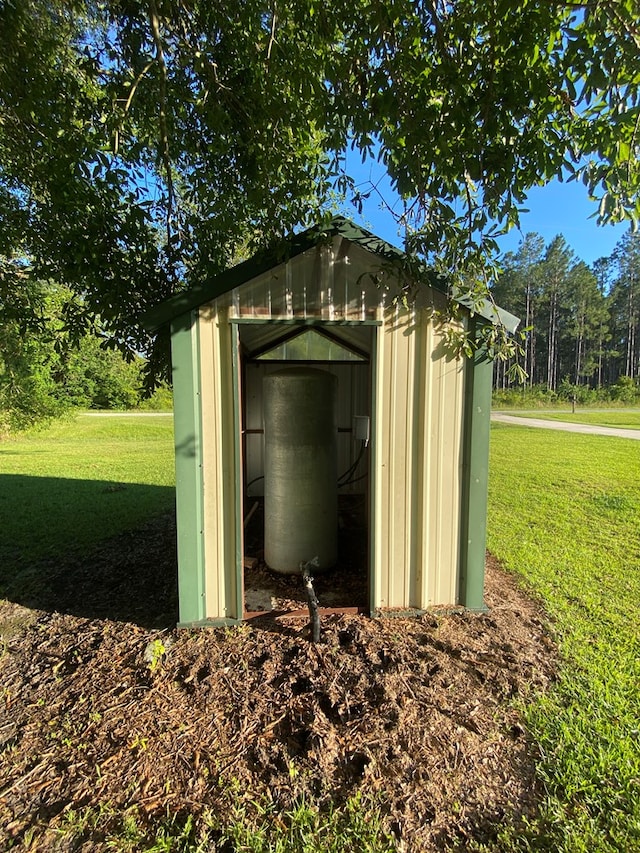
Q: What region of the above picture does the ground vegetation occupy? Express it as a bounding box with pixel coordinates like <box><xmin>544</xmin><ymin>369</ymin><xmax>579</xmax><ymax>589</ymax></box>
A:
<box><xmin>488</xmin><ymin>425</ymin><xmax>640</xmax><ymax>850</ymax></box>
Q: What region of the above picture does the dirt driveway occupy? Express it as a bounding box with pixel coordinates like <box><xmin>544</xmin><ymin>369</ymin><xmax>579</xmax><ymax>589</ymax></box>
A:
<box><xmin>491</xmin><ymin>413</ymin><xmax>640</xmax><ymax>440</ymax></box>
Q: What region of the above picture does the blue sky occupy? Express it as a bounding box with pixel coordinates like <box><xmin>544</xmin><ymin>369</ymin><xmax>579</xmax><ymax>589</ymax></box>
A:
<box><xmin>343</xmin><ymin>155</ymin><xmax>631</xmax><ymax>267</ymax></box>
<box><xmin>493</xmin><ymin>179</ymin><xmax>630</xmax><ymax>265</ymax></box>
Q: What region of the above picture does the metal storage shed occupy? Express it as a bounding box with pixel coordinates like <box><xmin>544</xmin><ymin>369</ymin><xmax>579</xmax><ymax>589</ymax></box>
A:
<box><xmin>144</xmin><ymin>217</ymin><xmax>518</xmax><ymax>627</ymax></box>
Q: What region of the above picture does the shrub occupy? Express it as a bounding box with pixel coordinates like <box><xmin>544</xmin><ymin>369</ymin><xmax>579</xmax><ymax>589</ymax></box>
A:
<box><xmin>611</xmin><ymin>375</ymin><xmax>639</xmax><ymax>403</ymax></box>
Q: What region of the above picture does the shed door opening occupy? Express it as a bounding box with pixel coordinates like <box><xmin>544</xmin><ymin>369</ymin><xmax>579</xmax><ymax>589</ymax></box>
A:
<box><xmin>237</xmin><ymin>323</ymin><xmax>373</xmax><ymax>618</ymax></box>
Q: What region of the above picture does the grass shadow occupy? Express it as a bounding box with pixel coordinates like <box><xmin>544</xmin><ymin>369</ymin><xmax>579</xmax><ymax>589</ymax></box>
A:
<box><xmin>0</xmin><ymin>475</ymin><xmax>178</xmax><ymax>628</ymax></box>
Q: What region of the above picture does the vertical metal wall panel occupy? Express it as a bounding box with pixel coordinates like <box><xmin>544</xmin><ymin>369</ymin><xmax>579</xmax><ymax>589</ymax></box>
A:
<box><xmin>421</xmin><ymin>318</ymin><xmax>465</xmax><ymax>607</ymax></box>
<box><xmin>244</xmin><ymin>362</ymin><xmax>266</xmax><ymax>496</ymax></box>
<box><xmin>371</xmin><ymin>315</ymin><xmax>387</xmax><ymax>612</ymax></box>
<box><xmin>198</xmin><ymin>304</ymin><xmax>242</xmax><ymax>621</ymax></box>
<box><xmin>458</xmin><ymin>326</ymin><xmax>492</xmax><ymax>610</ymax></box>
<box><xmin>198</xmin><ymin>305</ymin><xmax>220</xmax><ymax>619</ymax></box>
<box><xmin>231</xmin><ymin>329</ymin><xmax>244</xmax><ymax>617</ymax></box>
<box><xmin>374</xmin><ymin>305</ymin><xmax>416</xmax><ymax>609</ymax></box>
<box><xmin>218</xmin><ymin>311</ymin><xmax>241</xmax><ymax>617</ymax></box>
<box><xmin>170</xmin><ymin>312</ymin><xmax>206</xmax><ymax>626</ymax></box>
<box><xmin>410</xmin><ymin>313</ymin><xmax>431</xmax><ymax>608</ymax></box>
<box><xmin>396</xmin><ymin>310</ymin><xmax>416</xmax><ymax>608</ymax></box>
<box><xmin>328</xmin><ymin>363</ymin><xmax>371</xmax><ymax>495</ymax></box>
<box><xmin>375</xmin><ymin>308</ymin><xmax>396</xmax><ymax>609</ymax></box>
<box><xmin>373</xmin><ymin>307</ymin><xmax>465</xmax><ymax>611</ymax></box>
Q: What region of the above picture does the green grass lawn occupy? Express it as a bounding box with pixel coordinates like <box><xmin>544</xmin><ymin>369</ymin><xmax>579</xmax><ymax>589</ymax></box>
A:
<box><xmin>487</xmin><ymin>424</ymin><xmax>640</xmax><ymax>852</ymax></box>
<box><xmin>0</xmin><ymin>413</ymin><xmax>175</xmax><ymax>566</ymax></box>
<box><xmin>500</xmin><ymin>409</ymin><xmax>640</xmax><ymax>429</ymax></box>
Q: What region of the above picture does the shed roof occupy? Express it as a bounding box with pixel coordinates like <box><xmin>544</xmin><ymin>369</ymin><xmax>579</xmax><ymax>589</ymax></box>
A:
<box><xmin>142</xmin><ymin>216</ymin><xmax>518</xmax><ymax>334</ymax></box>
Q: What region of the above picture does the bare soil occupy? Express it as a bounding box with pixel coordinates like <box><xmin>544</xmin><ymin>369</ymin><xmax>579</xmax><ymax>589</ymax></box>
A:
<box><xmin>0</xmin><ymin>513</ymin><xmax>557</xmax><ymax>851</ymax></box>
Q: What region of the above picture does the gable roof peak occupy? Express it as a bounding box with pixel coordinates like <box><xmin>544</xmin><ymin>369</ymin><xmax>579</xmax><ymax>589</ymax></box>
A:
<box><xmin>142</xmin><ymin>217</ymin><xmax>518</xmax><ymax>335</ymax></box>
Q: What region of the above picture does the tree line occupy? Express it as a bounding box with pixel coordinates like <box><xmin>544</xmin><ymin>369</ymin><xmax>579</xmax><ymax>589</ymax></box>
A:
<box><xmin>492</xmin><ymin>230</ymin><xmax>640</xmax><ymax>401</ymax></box>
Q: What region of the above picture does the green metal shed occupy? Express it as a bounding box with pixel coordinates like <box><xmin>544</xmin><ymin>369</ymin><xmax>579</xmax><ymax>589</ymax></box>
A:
<box><xmin>144</xmin><ymin>217</ymin><xmax>518</xmax><ymax>627</ymax></box>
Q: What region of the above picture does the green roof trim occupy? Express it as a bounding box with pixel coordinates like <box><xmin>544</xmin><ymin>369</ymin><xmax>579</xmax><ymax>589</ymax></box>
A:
<box><xmin>454</xmin><ymin>288</ymin><xmax>521</xmax><ymax>335</ymax></box>
<box><xmin>141</xmin><ymin>216</ymin><xmax>519</xmax><ymax>334</ymax></box>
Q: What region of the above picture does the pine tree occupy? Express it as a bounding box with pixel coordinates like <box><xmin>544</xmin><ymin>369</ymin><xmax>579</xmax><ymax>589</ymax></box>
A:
<box><xmin>610</xmin><ymin>234</ymin><xmax>640</xmax><ymax>380</ymax></box>
<box><xmin>563</xmin><ymin>262</ymin><xmax>609</xmax><ymax>385</ymax></box>
<box><xmin>539</xmin><ymin>236</ymin><xmax>574</xmax><ymax>391</ymax></box>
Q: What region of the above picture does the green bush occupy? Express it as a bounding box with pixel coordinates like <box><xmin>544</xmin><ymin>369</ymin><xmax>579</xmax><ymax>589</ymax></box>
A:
<box><xmin>557</xmin><ymin>378</ymin><xmax>599</xmax><ymax>405</ymax></box>
<box><xmin>0</xmin><ymin>281</ymin><xmax>154</xmax><ymax>431</ymax></box>
<box><xmin>137</xmin><ymin>384</ymin><xmax>173</xmax><ymax>411</ymax></box>
<box><xmin>611</xmin><ymin>375</ymin><xmax>639</xmax><ymax>403</ymax></box>
<box><xmin>493</xmin><ymin>378</ymin><xmax>640</xmax><ymax>409</ymax></box>
<box><xmin>0</xmin><ymin>331</ymin><xmax>70</xmax><ymax>432</ymax></box>
<box><xmin>492</xmin><ymin>384</ymin><xmax>559</xmax><ymax>409</ymax></box>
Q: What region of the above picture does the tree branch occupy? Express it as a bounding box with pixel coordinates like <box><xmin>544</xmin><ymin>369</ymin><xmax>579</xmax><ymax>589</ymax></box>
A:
<box><xmin>601</xmin><ymin>0</ymin><xmax>640</xmax><ymax>50</ymax></box>
<box><xmin>123</xmin><ymin>59</ymin><xmax>155</xmax><ymax>116</ymax></box>
<box><xmin>148</xmin><ymin>0</ymin><xmax>174</xmax><ymax>244</ymax></box>
<box><xmin>114</xmin><ymin>59</ymin><xmax>154</xmax><ymax>155</ymax></box>
<box><xmin>629</xmin><ymin>109</ymin><xmax>640</xmax><ymax>187</ymax></box>
<box><xmin>267</xmin><ymin>6</ymin><xmax>278</xmax><ymax>62</ymax></box>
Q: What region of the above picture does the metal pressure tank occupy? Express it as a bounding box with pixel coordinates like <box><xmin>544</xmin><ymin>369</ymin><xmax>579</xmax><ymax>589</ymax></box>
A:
<box><xmin>263</xmin><ymin>367</ymin><xmax>338</xmax><ymax>574</ymax></box>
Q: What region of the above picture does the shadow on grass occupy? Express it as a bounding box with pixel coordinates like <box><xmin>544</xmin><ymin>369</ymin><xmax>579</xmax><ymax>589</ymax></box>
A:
<box><xmin>0</xmin><ymin>475</ymin><xmax>178</xmax><ymax>629</ymax></box>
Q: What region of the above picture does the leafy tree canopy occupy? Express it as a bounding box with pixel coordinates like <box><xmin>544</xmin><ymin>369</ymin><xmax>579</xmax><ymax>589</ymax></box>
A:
<box><xmin>0</xmin><ymin>276</ymin><xmax>150</xmax><ymax>431</ymax></box>
<box><xmin>1</xmin><ymin>0</ymin><xmax>640</xmax><ymax>375</ymax></box>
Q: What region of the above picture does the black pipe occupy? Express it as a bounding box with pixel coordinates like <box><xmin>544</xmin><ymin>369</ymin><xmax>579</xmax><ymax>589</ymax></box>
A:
<box><xmin>301</xmin><ymin>558</ymin><xmax>321</xmax><ymax>643</ymax></box>
<box><xmin>338</xmin><ymin>443</ymin><xmax>367</xmax><ymax>485</ymax></box>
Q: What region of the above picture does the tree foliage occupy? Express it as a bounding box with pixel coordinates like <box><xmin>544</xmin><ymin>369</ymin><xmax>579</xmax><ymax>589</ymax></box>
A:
<box><xmin>1</xmin><ymin>0</ymin><xmax>640</xmax><ymax>373</ymax></box>
<box><xmin>0</xmin><ymin>278</ymin><xmax>146</xmax><ymax>432</ymax></box>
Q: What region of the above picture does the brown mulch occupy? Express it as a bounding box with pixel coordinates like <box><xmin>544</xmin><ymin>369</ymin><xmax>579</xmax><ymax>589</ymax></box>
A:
<box><xmin>0</xmin><ymin>513</ymin><xmax>557</xmax><ymax>852</ymax></box>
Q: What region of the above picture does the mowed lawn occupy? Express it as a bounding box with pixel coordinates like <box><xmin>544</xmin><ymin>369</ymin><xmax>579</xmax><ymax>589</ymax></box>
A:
<box><xmin>0</xmin><ymin>413</ymin><xmax>175</xmax><ymax>568</ymax></box>
<box><xmin>488</xmin><ymin>424</ymin><xmax>640</xmax><ymax>852</ymax></box>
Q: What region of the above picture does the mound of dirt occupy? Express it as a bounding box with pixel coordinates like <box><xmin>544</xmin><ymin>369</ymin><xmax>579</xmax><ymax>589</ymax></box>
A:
<box><xmin>0</xmin><ymin>514</ymin><xmax>556</xmax><ymax>851</ymax></box>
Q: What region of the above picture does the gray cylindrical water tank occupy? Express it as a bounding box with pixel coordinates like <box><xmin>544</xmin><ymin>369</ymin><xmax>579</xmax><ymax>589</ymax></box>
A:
<box><xmin>263</xmin><ymin>367</ymin><xmax>338</xmax><ymax>575</ymax></box>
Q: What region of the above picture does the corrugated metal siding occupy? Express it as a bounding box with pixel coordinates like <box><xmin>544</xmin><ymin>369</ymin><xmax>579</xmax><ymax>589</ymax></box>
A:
<box><xmin>170</xmin><ymin>313</ymin><xmax>206</xmax><ymax>625</ymax></box>
<box><xmin>228</xmin><ymin>238</ymin><xmax>386</xmax><ymax>321</ymax></box>
<box><xmin>373</xmin><ymin>305</ymin><xmax>465</xmax><ymax>610</ymax></box>
<box><xmin>420</xmin><ymin>320</ymin><xmax>466</xmax><ymax>607</ymax></box>
<box><xmin>198</xmin><ymin>304</ymin><xmax>242</xmax><ymax>620</ymax></box>
<box><xmin>239</xmin><ymin>321</ymin><xmax>373</xmax><ymax>358</ymax></box>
